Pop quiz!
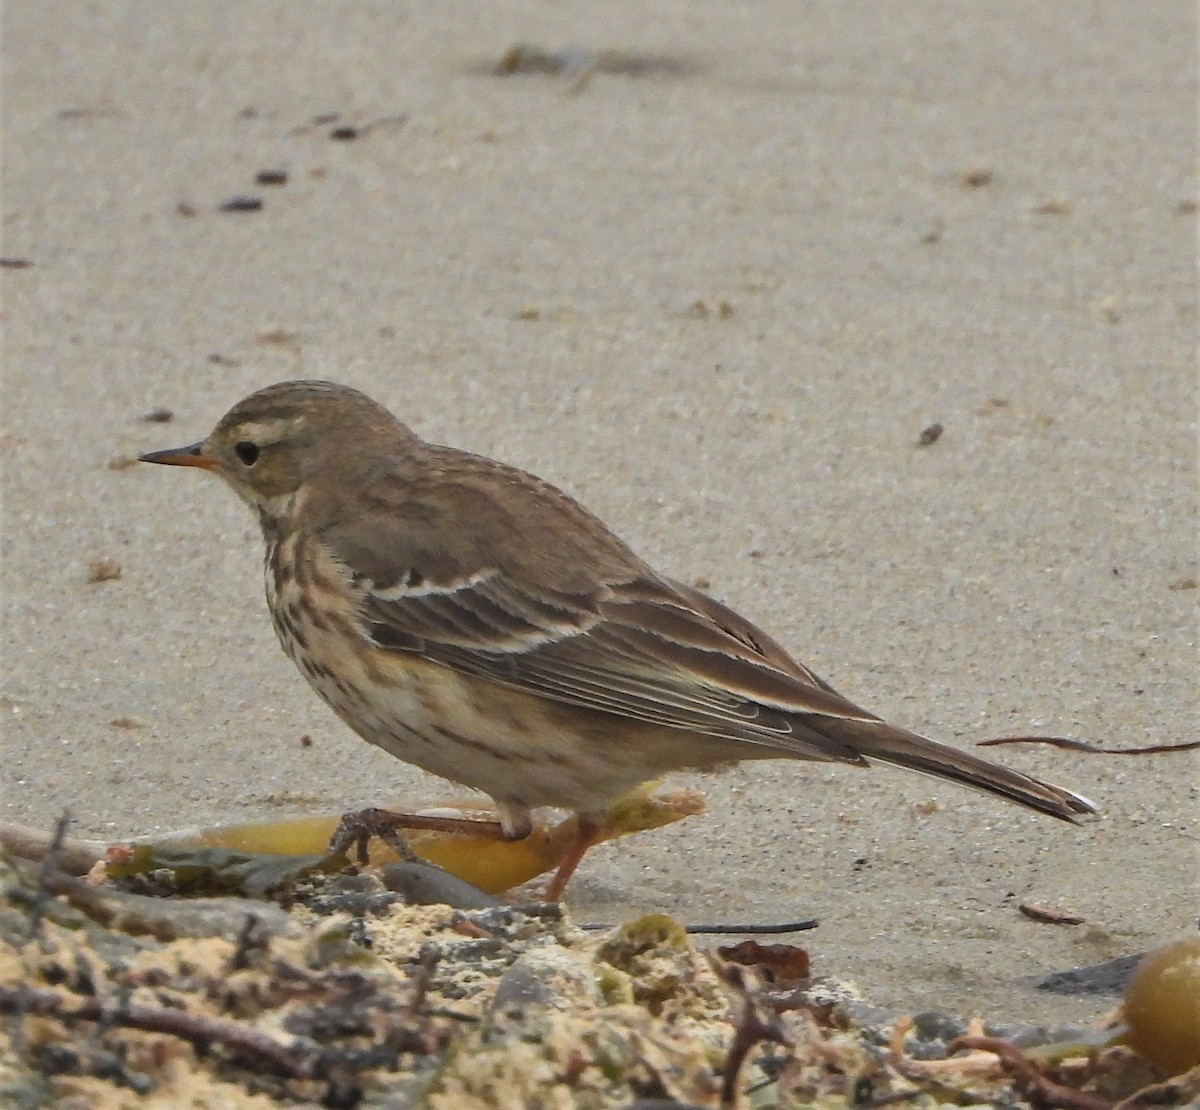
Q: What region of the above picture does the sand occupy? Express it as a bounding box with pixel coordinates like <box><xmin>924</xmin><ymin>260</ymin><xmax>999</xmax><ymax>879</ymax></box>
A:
<box><xmin>2</xmin><ymin>2</ymin><xmax>1196</xmax><ymax>1026</ymax></box>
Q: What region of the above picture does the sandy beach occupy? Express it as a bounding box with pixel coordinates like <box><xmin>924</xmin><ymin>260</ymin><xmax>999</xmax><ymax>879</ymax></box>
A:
<box><xmin>2</xmin><ymin>2</ymin><xmax>1196</xmax><ymax>1027</ymax></box>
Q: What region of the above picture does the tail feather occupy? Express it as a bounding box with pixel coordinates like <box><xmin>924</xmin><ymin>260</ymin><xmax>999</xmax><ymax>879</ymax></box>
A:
<box><xmin>817</xmin><ymin>718</ymin><xmax>1097</xmax><ymax>821</ymax></box>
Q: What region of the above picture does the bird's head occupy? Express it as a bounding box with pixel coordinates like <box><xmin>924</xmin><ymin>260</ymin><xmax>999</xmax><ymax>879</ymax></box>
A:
<box><xmin>139</xmin><ymin>379</ymin><xmax>414</xmax><ymax>530</ymax></box>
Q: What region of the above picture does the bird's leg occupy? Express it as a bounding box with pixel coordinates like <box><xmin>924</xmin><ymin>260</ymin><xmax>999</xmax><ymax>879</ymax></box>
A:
<box><xmin>328</xmin><ymin>807</ymin><xmax>510</xmax><ymax>864</ymax></box>
<box><xmin>542</xmin><ymin>815</ymin><xmax>604</xmax><ymax>902</ymax></box>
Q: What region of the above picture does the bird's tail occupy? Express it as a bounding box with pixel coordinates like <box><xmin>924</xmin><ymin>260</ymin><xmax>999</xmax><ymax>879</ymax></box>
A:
<box><xmin>817</xmin><ymin>717</ymin><xmax>1097</xmax><ymax>821</ymax></box>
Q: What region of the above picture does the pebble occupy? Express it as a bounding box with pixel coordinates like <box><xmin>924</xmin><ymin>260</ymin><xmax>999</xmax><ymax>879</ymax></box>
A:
<box><xmin>491</xmin><ymin>945</ymin><xmax>601</xmax><ymax>1013</ymax></box>
<box><xmin>380</xmin><ymin>861</ymin><xmax>502</xmax><ymax>909</ymax></box>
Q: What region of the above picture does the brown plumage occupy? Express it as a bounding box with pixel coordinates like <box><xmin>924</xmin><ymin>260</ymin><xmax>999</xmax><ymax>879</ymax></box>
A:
<box><xmin>141</xmin><ymin>380</ymin><xmax>1095</xmax><ymax>896</ymax></box>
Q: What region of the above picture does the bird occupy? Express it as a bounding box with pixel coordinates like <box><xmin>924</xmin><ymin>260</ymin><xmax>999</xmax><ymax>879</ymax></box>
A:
<box><xmin>140</xmin><ymin>379</ymin><xmax>1095</xmax><ymax>899</ymax></box>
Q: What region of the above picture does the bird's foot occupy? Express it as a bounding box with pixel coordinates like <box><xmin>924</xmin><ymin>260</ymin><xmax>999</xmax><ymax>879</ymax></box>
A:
<box><xmin>328</xmin><ymin>807</ymin><xmax>510</xmax><ymax>865</ymax></box>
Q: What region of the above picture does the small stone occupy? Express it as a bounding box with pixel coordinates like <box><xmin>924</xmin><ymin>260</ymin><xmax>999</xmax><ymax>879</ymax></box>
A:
<box><xmin>1036</xmin><ymin>953</ymin><xmax>1142</xmax><ymax>996</ymax></box>
<box><xmin>255</xmin><ymin>328</ymin><xmax>299</xmax><ymax>347</ymax></box>
<box><xmin>218</xmin><ymin>195</ymin><xmax>263</xmax><ymax>213</ymax></box>
<box><xmin>988</xmin><ymin>1021</ymin><xmax>1095</xmax><ymax>1049</ymax></box>
<box><xmin>910</xmin><ymin>1008</ymin><xmax>969</xmax><ymax>1043</ymax></box>
<box><xmin>1032</xmin><ymin>196</ymin><xmax>1073</xmax><ymax>215</ymax></box>
<box><xmin>86</xmin><ymin>559</ymin><xmax>121</xmax><ymax>584</ymax></box>
<box><xmin>920</xmin><ymin>219</ymin><xmax>945</xmax><ymax>244</ymax></box>
<box><xmin>491</xmin><ymin>946</ymin><xmax>602</xmax><ymax>1013</ymax></box>
<box><xmin>380</xmin><ymin>861</ymin><xmax>502</xmax><ymax>909</ymax></box>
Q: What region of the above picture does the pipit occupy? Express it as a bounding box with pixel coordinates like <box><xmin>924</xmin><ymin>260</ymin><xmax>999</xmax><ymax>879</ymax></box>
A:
<box><xmin>141</xmin><ymin>380</ymin><xmax>1095</xmax><ymax>898</ymax></box>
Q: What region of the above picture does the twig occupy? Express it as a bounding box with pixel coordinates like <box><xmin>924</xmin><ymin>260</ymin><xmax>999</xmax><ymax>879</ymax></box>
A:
<box><xmin>26</xmin><ymin>811</ymin><xmax>72</xmax><ymax>941</ymax></box>
<box><xmin>948</xmin><ymin>1036</ymin><xmax>1116</xmax><ymax>1110</ymax></box>
<box><xmin>577</xmin><ymin>918</ymin><xmax>819</xmax><ymax>934</ymax></box>
<box><xmin>0</xmin><ymin>984</ymin><xmax>315</xmax><ymax>1078</ymax></box>
<box><xmin>1018</xmin><ymin>902</ymin><xmax>1086</xmax><ymax>925</ymax></box>
<box><xmin>685</xmin><ymin>918</ymin><xmax>818</xmax><ymax>935</ymax></box>
<box><xmin>227</xmin><ymin>913</ymin><xmax>268</xmax><ymax>971</ymax></box>
<box><xmin>978</xmin><ymin>736</ymin><xmax>1199</xmax><ymax>755</ymax></box>
<box><xmin>404</xmin><ymin>949</ymin><xmax>440</xmax><ymax>1024</ymax></box>
<box><xmin>716</xmin><ymin>963</ymin><xmax>790</xmax><ymax>1109</ymax></box>
<box><xmin>7</xmin><ymin>854</ymin><xmax>290</xmax><ymax>942</ymax></box>
<box><xmin>10</xmin><ymin>812</ymin><xmax>72</xmax><ymax>1055</ymax></box>
<box><xmin>887</xmin><ymin>1015</ymin><xmax>999</xmax><ymax>1081</ymax></box>
<box><xmin>0</xmin><ymin>819</ymin><xmax>107</xmax><ymax>875</ymax></box>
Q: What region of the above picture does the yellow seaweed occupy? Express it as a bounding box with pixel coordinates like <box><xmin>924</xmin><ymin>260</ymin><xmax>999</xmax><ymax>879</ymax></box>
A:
<box><xmin>159</xmin><ymin>785</ymin><xmax>705</xmax><ymax>895</ymax></box>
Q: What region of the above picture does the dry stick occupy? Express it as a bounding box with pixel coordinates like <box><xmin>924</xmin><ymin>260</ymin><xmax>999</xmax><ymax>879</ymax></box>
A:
<box><xmin>684</xmin><ymin>919</ymin><xmax>818</xmax><ymax>935</ymax></box>
<box><xmin>9</xmin><ymin>812</ymin><xmax>73</xmax><ymax>1057</ymax></box>
<box><xmin>0</xmin><ymin>820</ymin><xmax>106</xmax><ymax>875</ymax></box>
<box><xmin>978</xmin><ymin>736</ymin><xmax>1200</xmax><ymax>755</ymax></box>
<box><xmin>24</xmin><ymin>811</ymin><xmax>71</xmax><ymax>941</ymax></box>
<box><xmin>1018</xmin><ymin>902</ymin><xmax>1086</xmax><ymax>926</ymax></box>
<box><xmin>227</xmin><ymin>914</ymin><xmax>267</xmax><ymax>972</ymax></box>
<box><xmin>948</xmin><ymin>1036</ymin><xmax>1116</xmax><ymax>1110</ymax></box>
<box><xmin>0</xmin><ymin>985</ymin><xmax>315</xmax><ymax>1078</ymax></box>
<box><xmin>404</xmin><ymin>949</ymin><xmax>441</xmax><ymax>1024</ymax></box>
<box><xmin>8</xmin><ymin>854</ymin><xmax>261</xmax><ymax>943</ymax></box>
<box><xmin>578</xmin><ymin>918</ymin><xmax>819</xmax><ymax>934</ymax></box>
<box><xmin>717</xmin><ymin>964</ymin><xmax>790</xmax><ymax>1110</ymax></box>
<box><xmin>886</xmin><ymin>1015</ymin><xmax>1003</xmax><ymax>1102</ymax></box>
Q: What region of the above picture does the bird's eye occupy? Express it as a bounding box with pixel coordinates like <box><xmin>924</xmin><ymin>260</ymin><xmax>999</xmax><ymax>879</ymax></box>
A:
<box><xmin>234</xmin><ymin>441</ymin><xmax>261</xmax><ymax>466</ymax></box>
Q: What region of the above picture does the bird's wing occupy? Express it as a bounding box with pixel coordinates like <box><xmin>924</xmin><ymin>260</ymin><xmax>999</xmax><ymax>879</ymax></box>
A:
<box><xmin>318</xmin><ymin>481</ymin><xmax>878</xmax><ymax>762</ymax></box>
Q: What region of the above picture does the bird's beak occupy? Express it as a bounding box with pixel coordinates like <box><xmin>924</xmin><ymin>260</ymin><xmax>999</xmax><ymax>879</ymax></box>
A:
<box><xmin>138</xmin><ymin>442</ymin><xmax>219</xmax><ymax>471</ymax></box>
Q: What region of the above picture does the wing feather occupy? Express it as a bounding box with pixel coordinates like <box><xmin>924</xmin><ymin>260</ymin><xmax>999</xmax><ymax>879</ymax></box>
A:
<box><xmin>315</xmin><ymin>462</ymin><xmax>876</xmax><ymax>763</ymax></box>
<box><xmin>346</xmin><ymin>563</ymin><xmax>874</xmax><ymax>762</ymax></box>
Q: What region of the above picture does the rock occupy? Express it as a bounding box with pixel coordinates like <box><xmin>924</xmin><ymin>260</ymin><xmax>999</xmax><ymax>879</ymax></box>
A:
<box><xmin>491</xmin><ymin>945</ymin><xmax>602</xmax><ymax>1013</ymax></box>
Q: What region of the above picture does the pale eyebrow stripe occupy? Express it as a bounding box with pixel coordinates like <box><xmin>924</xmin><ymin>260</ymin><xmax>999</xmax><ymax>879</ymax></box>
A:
<box><xmin>236</xmin><ymin>417</ymin><xmax>303</xmax><ymax>444</ymax></box>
